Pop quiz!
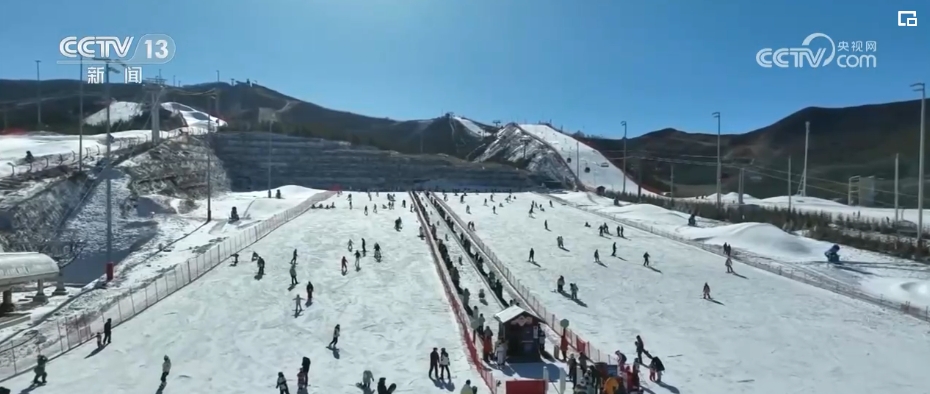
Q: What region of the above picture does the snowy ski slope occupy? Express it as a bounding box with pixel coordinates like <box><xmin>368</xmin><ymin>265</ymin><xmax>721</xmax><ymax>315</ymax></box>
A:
<box><xmin>84</xmin><ymin>101</ymin><xmax>226</xmax><ymax>131</ymax></box>
<box><xmin>453</xmin><ymin>117</ymin><xmax>490</xmax><ymax>138</ymax></box>
<box><xmin>1</xmin><ymin>194</ymin><xmax>483</xmax><ymax>394</ymax></box>
<box><xmin>517</xmin><ymin>124</ymin><xmax>647</xmax><ymax>195</ymax></box>
<box><xmin>554</xmin><ymin>191</ymin><xmax>930</xmax><ymax>314</ymax></box>
<box><xmin>443</xmin><ymin>192</ymin><xmax>930</xmax><ymax>394</ymax></box>
<box><xmin>0</xmin><ymin>129</ymin><xmax>176</xmax><ymax>178</ymax></box>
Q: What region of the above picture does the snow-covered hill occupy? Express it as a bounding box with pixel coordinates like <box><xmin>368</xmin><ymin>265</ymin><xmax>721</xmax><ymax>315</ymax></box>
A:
<box><xmin>84</xmin><ymin>101</ymin><xmax>226</xmax><ymax>131</ymax></box>
<box><xmin>518</xmin><ymin>123</ymin><xmax>648</xmax><ymax>194</ymax></box>
<box><xmin>473</xmin><ymin>123</ymin><xmax>578</xmax><ymax>188</ymax></box>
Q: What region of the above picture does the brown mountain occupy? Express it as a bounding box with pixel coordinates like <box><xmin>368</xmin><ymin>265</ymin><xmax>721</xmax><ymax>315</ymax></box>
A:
<box><xmin>580</xmin><ymin>99</ymin><xmax>926</xmax><ymax>206</ymax></box>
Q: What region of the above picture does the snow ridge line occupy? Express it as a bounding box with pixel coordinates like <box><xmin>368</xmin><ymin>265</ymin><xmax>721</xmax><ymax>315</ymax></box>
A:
<box><xmin>433</xmin><ymin>196</ymin><xmax>614</xmax><ymax>365</ymax></box>
<box><xmin>0</xmin><ymin>191</ymin><xmax>336</xmax><ymax>383</ymax></box>
<box><xmin>409</xmin><ymin>192</ymin><xmax>499</xmax><ymax>394</ymax></box>
<box><xmin>538</xmin><ymin>193</ymin><xmax>930</xmax><ymax>324</ymax></box>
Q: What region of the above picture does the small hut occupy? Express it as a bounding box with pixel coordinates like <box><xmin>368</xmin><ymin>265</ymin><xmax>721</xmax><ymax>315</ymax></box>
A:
<box><xmin>494</xmin><ymin>305</ymin><xmax>544</xmax><ymax>362</ymax></box>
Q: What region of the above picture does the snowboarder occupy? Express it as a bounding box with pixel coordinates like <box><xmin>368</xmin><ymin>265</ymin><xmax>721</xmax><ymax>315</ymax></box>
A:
<box><xmin>277</xmin><ymin>371</ymin><xmax>290</xmax><ymax>394</ymax></box>
<box><xmin>703</xmin><ymin>282</ymin><xmax>712</xmax><ymax>300</ymax></box>
<box><xmin>634</xmin><ymin>336</ymin><xmax>645</xmax><ymax>363</ymax></box>
<box><xmin>528</xmin><ymin>248</ymin><xmax>535</xmax><ymax>263</ymax></box>
<box><xmin>289</xmin><ymin>264</ymin><xmax>298</xmax><ymax>286</ymax></box>
<box><xmin>294</xmin><ymin>294</ymin><xmax>303</xmax><ymax>315</ymax></box>
<box><xmin>439</xmin><ymin>348</ymin><xmax>451</xmax><ymax>380</ymax></box>
<box><xmin>103</xmin><ymin>318</ymin><xmax>112</xmax><ymax>345</ymax></box>
<box><xmin>429</xmin><ymin>348</ymin><xmax>440</xmax><ymax>379</ymax></box>
<box><xmin>377</xmin><ymin>377</ymin><xmax>397</xmax><ymax>394</ymax></box>
<box><xmin>33</xmin><ymin>354</ymin><xmax>48</xmax><ymax>385</ymax></box>
<box><xmin>328</xmin><ymin>324</ymin><xmax>340</xmax><ymax>349</ymax></box>
<box><xmin>642</xmin><ymin>252</ymin><xmax>650</xmax><ymax>267</ymax></box>
<box><xmin>361</xmin><ymin>370</ymin><xmax>374</xmax><ymax>390</ymax></box>
<box><xmin>297</xmin><ymin>368</ymin><xmax>308</xmax><ymax>390</ymax></box>
<box><xmin>557</xmin><ymin>275</ymin><xmax>565</xmax><ymax>293</ymax></box>
<box><xmin>649</xmin><ymin>356</ymin><xmax>665</xmax><ymax>382</ymax></box>
<box><xmin>725</xmin><ymin>257</ymin><xmax>733</xmax><ymax>273</ymax></box>
<box><xmin>161</xmin><ymin>355</ymin><xmax>171</xmax><ymax>383</ymax></box>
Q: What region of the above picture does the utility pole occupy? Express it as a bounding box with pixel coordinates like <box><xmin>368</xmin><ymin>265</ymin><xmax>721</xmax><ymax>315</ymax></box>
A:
<box><xmin>206</xmin><ymin>116</ymin><xmax>213</xmax><ymax>222</ymax></box>
<box><xmin>787</xmin><ymin>156</ymin><xmax>792</xmax><ymax>211</ymax></box>
<box><xmin>712</xmin><ymin>112</ymin><xmax>722</xmax><ymax>207</ymax></box>
<box><xmin>801</xmin><ymin>121</ymin><xmax>810</xmax><ymax>196</ymax></box>
<box><xmin>895</xmin><ymin>153</ymin><xmax>900</xmax><ymax>222</ymax></box>
<box><xmin>267</xmin><ymin>115</ymin><xmax>274</xmax><ymax>198</ymax></box>
<box><xmin>215</xmin><ymin>70</ymin><xmax>221</xmax><ymax>118</ymax></box>
<box><xmin>575</xmin><ymin>140</ymin><xmax>581</xmax><ymax>190</ymax></box>
<box><xmin>738</xmin><ymin>167</ymin><xmax>745</xmax><ymax>204</ymax></box>
<box><xmin>78</xmin><ymin>56</ymin><xmax>84</xmax><ymax>172</ymax></box>
<box><xmin>35</xmin><ymin>60</ymin><xmax>42</xmax><ymax>128</ymax></box>
<box><xmin>913</xmin><ymin>82</ymin><xmax>927</xmax><ymax>245</ymax></box>
<box><xmin>621</xmin><ymin>121</ymin><xmax>628</xmax><ymax>194</ymax></box>
<box><xmin>670</xmin><ymin>163</ymin><xmax>674</xmax><ymax>198</ymax></box>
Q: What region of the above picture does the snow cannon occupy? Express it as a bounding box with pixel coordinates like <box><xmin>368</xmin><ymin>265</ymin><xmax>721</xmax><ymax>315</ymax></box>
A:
<box><xmin>825</xmin><ymin>244</ymin><xmax>840</xmax><ymax>263</ymax></box>
<box><xmin>688</xmin><ymin>213</ymin><xmax>697</xmax><ymax>227</ymax></box>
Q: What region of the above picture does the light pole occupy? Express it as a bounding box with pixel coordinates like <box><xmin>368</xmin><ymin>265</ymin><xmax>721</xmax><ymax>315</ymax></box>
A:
<box><xmin>35</xmin><ymin>60</ymin><xmax>42</xmax><ymax>128</ymax></box>
<box><xmin>712</xmin><ymin>112</ymin><xmax>722</xmax><ymax>207</ymax></box>
<box><xmin>78</xmin><ymin>56</ymin><xmax>85</xmax><ymax>172</ymax></box>
<box><xmin>93</xmin><ymin>57</ymin><xmax>126</xmax><ymax>270</ymax></box>
<box><xmin>913</xmin><ymin>82</ymin><xmax>926</xmax><ymax>245</ymax></box>
<box><xmin>621</xmin><ymin>121</ymin><xmax>627</xmax><ymax>194</ymax></box>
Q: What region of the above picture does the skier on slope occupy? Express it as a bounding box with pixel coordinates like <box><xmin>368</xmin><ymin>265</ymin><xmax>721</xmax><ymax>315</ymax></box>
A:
<box><xmin>276</xmin><ymin>371</ymin><xmax>290</xmax><ymax>394</ymax></box>
<box><xmin>257</xmin><ymin>256</ymin><xmax>266</xmax><ymax>276</ymax></box>
<box><xmin>291</xmin><ymin>249</ymin><xmax>298</xmax><ymax>264</ymax></box>
<box><xmin>528</xmin><ymin>248</ymin><xmax>535</xmax><ymax>263</ymax></box>
<box><xmin>594</xmin><ymin>250</ymin><xmax>600</xmax><ymax>263</ymax></box>
<box><xmin>289</xmin><ymin>264</ymin><xmax>298</xmax><ymax>286</ymax></box>
<box><xmin>328</xmin><ymin>324</ymin><xmax>341</xmax><ymax>349</ymax></box>
<box><xmin>33</xmin><ymin>354</ymin><xmax>48</xmax><ymax>385</ymax></box>
<box><xmin>306</xmin><ymin>281</ymin><xmax>313</xmax><ymax>302</ymax></box>
<box><xmin>612</xmin><ymin>242</ymin><xmax>617</xmax><ymax>257</ymax></box>
<box><xmin>348</xmin><ymin>239</ymin><xmax>354</xmax><ymax>251</ymax></box>
<box><xmin>642</xmin><ymin>252</ymin><xmax>650</xmax><ymax>267</ymax></box>
<box><xmin>439</xmin><ymin>348</ymin><xmax>451</xmax><ymax>380</ymax></box>
<box><xmin>557</xmin><ymin>275</ymin><xmax>565</xmax><ymax>293</ymax></box>
<box><xmin>361</xmin><ymin>238</ymin><xmax>367</xmax><ymax>254</ymax></box>
<box><xmin>725</xmin><ymin>257</ymin><xmax>733</xmax><ymax>273</ymax></box>
<box><xmin>703</xmin><ymin>283</ymin><xmax>712</xmax><ymax>300</ymax></box>
<box><xmin>429</xmin><ymin>348</ymin><xmax>439</xmax><ymax>379</ymax></box>
<box><xmin>341</xmin><ymin>256</ymin><xmax>348</xmax><ymax>275</ymax></box>
<box><xmin>354</xmin><ymin>250</ymin><xmax>362</xmax><ymax>269</ymax></box>
<box><xmin>544</xmin><ymin>220</ymin><xmax>548</xmax><ymax>231</ymax></box>
<box><xmin>160</xmin><ymin>355</ymin><xmax>171</xmax><ymax>383</ymax></box>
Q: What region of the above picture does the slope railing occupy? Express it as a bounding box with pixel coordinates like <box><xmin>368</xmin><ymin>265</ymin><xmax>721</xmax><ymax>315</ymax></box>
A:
<box><xmin>432</xmin><ymin>196</ymin><xmax>615</xmax><ymax>366</ymax></box>
<box><xmin>409</xmin><ymin>192</ymin><xmax>499</xmax><ymax>394</ymax></box>
<box><xmin>539</xmin><ymin>193</ymin><xmax>930</xmax><ymax>323</ymax></box>
<box><xmin>0</xmin><ymin>190</ymin><xmax>336</xmax><ymax>383</ymax></box>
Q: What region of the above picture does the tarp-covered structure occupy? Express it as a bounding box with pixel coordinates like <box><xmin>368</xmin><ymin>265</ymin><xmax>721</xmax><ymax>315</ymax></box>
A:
<box><xmin>0</xmin><ymin>253</ymin><xmax>59</xmax><ymax>289</ymax></box>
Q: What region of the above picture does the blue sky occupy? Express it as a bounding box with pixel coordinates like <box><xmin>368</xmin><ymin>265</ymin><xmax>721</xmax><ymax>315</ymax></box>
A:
<box><xmin>1</xmin><ymin>0</ymin><xmax>927</xmax><ymax>138</ymax></box>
